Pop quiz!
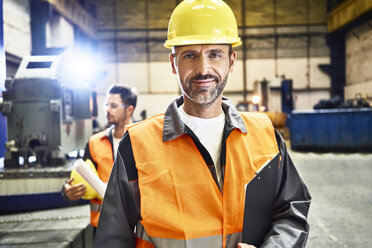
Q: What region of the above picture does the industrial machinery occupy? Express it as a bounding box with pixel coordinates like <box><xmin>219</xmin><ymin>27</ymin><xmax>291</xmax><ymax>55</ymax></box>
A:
<box><xmin>0</xmin><ymin>55</ymin><xmax>92</xmax><ymax>168</ymax></box>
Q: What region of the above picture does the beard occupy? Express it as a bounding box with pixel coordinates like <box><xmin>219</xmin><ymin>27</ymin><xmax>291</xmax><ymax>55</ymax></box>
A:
<box><xmin>106</xmin><ymin>114</ymin><xmax>116</xmax><ymax>126</ymax></box>
<box><xmin>182</xmin><ymin>73</ymin><xmax>228</xmax><ymax>107</ymax></box>
<box><xmin>106</xmin><ymin>111</ymin><xmax>126</xmax><ymax>127</ymax></box>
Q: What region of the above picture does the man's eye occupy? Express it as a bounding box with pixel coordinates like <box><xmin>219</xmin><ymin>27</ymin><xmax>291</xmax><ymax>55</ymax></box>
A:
<box><xmin>210</xmin><ymin>53</ymin><xmax>221</xmax><ymax>58</ymax></box>
<box><xmin>184</xmin><ymin>54</ymin><xmax>194</xmax><ymax>59</ymax></box>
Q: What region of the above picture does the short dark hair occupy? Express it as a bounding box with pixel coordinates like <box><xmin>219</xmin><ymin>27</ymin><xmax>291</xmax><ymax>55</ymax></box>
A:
<box><xmin>107</xmin><ymin>85</ymin><xmax>137</xmax><ymax>109</ymax></box>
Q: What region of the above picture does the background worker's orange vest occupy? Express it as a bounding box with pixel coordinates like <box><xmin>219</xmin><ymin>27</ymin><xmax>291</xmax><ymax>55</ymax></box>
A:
<box><xmin>88</xmin><ymin>130</ymin><xmax>113</xmax><ymax>227</ymax></box>
<box><xmin>128</xmin><ymin>112</ymin><xmax>279</xmax><ymax>248</ymax></box>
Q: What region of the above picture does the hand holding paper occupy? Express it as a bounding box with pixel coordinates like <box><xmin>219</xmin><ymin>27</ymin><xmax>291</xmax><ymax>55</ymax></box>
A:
<box><xmin>73</xmin><ymin>159</ymin><xmax>107</xmax><ymax>199</ymax></box>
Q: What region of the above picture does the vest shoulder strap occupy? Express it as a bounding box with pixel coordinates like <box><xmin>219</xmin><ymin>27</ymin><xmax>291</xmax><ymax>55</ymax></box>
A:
<box><xmin>88</xmin><ymin>130</ymin><xmax>113</xmax><ymax>169</ymax></box>
<box><xmin>239</xmin><ymin>112</ymin><xmax>278</xmax><ymax>152</ymax></box>
<box><xmin>126</xmin><ymin>113</ymin><xmax>165</xmax><ymax>133</ymax></box>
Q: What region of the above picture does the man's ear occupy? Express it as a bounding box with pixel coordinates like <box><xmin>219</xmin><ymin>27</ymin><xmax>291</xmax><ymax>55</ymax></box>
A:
<box><xmin>126</xmin><ymin>105</ymin><xmax>134</xmax><ymax>117</ymax></box>
<box><xmin>169</xmin><ymin>53</ymin><xmax>177</xmax><ymax>74</ymax></box>
<box><xmin>229</xmin><ymin>51</ymin><xmax>237</xmax><ymax>73</ymax></box>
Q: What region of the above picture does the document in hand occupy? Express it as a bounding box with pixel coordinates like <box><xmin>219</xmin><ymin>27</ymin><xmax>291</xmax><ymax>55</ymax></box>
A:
<box><xmin>242</xmin><ymin>153</ymin><xmax>280</xmax><ymax>247</ymax></box>
<box><xmin>74</xmin><ymin>159</ymin><xmax>107</xmax><ymax>199</ymax></box>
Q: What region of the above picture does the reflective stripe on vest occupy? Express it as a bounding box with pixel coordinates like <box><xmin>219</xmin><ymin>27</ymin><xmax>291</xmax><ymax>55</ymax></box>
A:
<box><xmin>88</xmin><ymin>130</ymin><xmax>114</xmax><ymax>227</ymax></box>
<box><xmin>136</xmin><ymin>220</ymin><xmax>242</xmax><ymax>248</ymax></box>
<box><xmin>128</xmin><ymin>112</ymin><xmax>279</xmax><ymax>248</ymax></box>
<box><xmin>90</xmin><ymin>202</ymin><xmax>102</xmax><ymax>212</ymax></box>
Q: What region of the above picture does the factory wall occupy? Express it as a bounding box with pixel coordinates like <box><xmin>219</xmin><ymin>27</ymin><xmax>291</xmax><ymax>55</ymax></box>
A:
<box><xmin>0</xmin><ymin>0</ymin><xmax>6</xmax><ymax>160</ymax></box>
<box><xmin>3</xmin><ymin>0</ymin><xmax>31</xmax><ymax>58</ymax></box>
<box><xmin>1</xmin><ymin>0</ymin><xmax>332</xmax><ymax>129</ymax></box>
<box><xmin>90</xmin><ymin>0</ymin><xmax>330</xmax><ymax>125</ymax></box>
<box><xmin>46</xmin><ymin>14</ymin><xmax>75</xmax><ymax>49</ymax></box>
<box><xmin>345</xmin><ymin>20</ymin><xmax>372</xmax><ymax>100</ymax></box>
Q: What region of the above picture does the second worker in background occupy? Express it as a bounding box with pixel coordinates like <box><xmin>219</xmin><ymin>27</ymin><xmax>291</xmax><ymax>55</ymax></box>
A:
<box><xmin>62</xmin><ymin>85</ymin><xmax>137</xmax><ymax>230</ymax></box>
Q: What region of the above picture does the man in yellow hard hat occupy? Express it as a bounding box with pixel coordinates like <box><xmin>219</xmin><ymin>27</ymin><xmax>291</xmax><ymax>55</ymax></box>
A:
<box><xmin>94</xmin><ymin>1</ymin><xmax>311</xmax><ymax>247</ymax></box>
<box><xmin>62</xmin><ymin>85</ymin><xmax>137</xmax><ymax>231</ymax></box>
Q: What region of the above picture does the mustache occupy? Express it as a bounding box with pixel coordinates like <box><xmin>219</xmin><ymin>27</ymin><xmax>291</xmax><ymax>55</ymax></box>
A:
<box><xmin>190</xmin><ymin>74</ymin><xmax>219</xmax><ymax>82</ymax></box>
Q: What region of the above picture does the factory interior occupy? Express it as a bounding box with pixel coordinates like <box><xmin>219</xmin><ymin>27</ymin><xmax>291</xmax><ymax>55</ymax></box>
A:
<box><xmin>0</xmin><ymin>0</ymin><xmax>372</xmax><ymax>247</ymax></box>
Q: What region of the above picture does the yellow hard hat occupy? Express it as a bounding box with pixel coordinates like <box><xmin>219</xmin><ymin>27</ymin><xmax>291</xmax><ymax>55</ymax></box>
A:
<box><xmin>164</xmin><ymin>0</ymin><xmax>242</xmax><ymax>49</ymax></box>
<box><xmin>70</xmin><ymin>159</ymin><xmax>101</xmax><ymax>200</ymax></box>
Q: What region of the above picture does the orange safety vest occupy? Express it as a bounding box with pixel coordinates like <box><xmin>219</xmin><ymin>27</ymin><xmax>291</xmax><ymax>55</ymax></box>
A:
<box><xmin>127</xmin><ymin>112</ymin><xmax>279</xmax><ymax>248</ymax></box>
<box><xmin>88</xmin><ymin>130</ymin><xmax>114</xmax><ymax>227</ymax></box>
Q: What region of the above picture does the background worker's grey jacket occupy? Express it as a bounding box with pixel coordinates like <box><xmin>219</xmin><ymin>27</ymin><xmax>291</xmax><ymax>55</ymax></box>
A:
<box><xmin>93</xmin><ymin>96</ymin><xmax>311</xmax><ymax>248</ymax></box>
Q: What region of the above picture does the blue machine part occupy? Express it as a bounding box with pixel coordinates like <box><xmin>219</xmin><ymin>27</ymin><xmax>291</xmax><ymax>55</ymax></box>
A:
<box><xmin>281</xmin><ymin>79</ymin><xmax>294</xmax><ymax>115</ymax></box>
<box><xmin>0</xmin><ymin>113</ymin><xmax>5</xmax><ymax>159</ymax></box>
<box><xmin>290</xmin><ymin>109</ymin><xmax>372</xmax><ymax>152</ymax></box>
<box><xmin>0</xmin><ymin>0</ymin><xmax>7</xmax><ymax>159</ymax></box>
<box><xmin>0</xmin><ymin>192</ymin><xmax>88</xmax><ymax>213</ymax></box>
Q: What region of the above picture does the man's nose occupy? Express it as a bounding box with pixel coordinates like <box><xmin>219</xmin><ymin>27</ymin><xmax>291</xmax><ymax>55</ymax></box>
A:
<box><xmin>105</xmin><ymin>105</ymin><xmax>112</xmax><ymax>113</ymax></box>
<box><xmin>196</xmin><ymin>55</ymin><xmax>210</xmax><ymax>75</ymax></box>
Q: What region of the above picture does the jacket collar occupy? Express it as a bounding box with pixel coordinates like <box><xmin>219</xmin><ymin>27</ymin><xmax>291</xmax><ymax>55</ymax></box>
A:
<box><xmin>163</xmin><ymin>95</ymin><xmax>247</xmax><ymax>142</ymax></box>
<box><xmin>103</xmin><ymin>125</ymin><xmax>115</xmax><ymax>138</ymax></box>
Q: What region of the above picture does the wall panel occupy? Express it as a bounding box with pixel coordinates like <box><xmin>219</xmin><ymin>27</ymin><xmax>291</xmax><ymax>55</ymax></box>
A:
<box><xmin>148</xmin><ymin>0</ymin><xmax>176</xmax><ymax>29</ymax></box>
<box><xmin>132</xmin><ymin>93</ymin><xmax>179</xmax><ymax>121</ymax></box>
<box><xmin>225</xmin><ymin>60</ymin><xmax>244</xmax><ymax>92</ymax></box>
<box><xmin>115</xmin><ymin>0</ymin><xmax>146</xmax><ymax>29</ymax></box>
<box><xmin>3</xmin><ymin>0</ymin><xmax>31</xmax><ymax>57</ymax></box>
<box><xmin>309</xmin><ymin>0</ymin><xmax>327</xmax><ymax>24</ymax></box>
<box><xmin>294</xmin><ymin>91</ymin><xmax>330</xmax><ymax>110</ymax></box>
<box><xmin>277</xmin><ymin>0</ymin><xmax>307</xmax><ymax>25</ymax></box>
<box><xmin>149</xmin><ymin>61</ymin><xmax>179</xmax><ymax>93</ymax></box>
<box><xmin>246</xmin><ymin>59</ymin><xmax>276</xmax><ymax>90</ymax></box>
<box><xmin>245</xmin><ymin>0</ymin><xmax>274</xmax><ymax>26</ymax></box>
<box><xmin>309</xmin><ymin>57</ymin><xmax>331</xmax><ymax>88</ymax></box>
<box><xmin>346</xmin><ymin>23</ymin><xmax>372</xmax><ymax>86</ymax></box>
<box><xmin>117</xmin><ymin>62</ymin><xmax>149</xmax><ymax>92</ymax></box>
<box><xmin>278</xmin><ymin>58</ymin><xmax>308</xmax><ymax>88</ymax></box>
<box><xmin>225</xmin><ymin>0</ymin><xmax>243</xmax><ymax>26</ymax></box>
<box><xmin>1</xmin><ymin>0</ymin><xmax>6</xmax><ymax>159</ymax></box>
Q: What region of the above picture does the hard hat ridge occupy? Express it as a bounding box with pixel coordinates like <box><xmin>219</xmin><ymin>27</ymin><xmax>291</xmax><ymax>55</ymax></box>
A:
<box><xmin>164</xmin><ymin>0</ymin><xmax>242</xmax><ymax>48</ymax></box>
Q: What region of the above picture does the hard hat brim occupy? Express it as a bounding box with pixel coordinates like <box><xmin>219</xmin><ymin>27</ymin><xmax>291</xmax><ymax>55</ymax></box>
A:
<box><xmin>164</xmin><ymin>35</ymin><xmax>242</xmax><ymax>49</ymax></box>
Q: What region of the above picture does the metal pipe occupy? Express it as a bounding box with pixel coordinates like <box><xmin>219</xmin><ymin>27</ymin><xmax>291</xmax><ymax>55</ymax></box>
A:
<box><xmin>112</xmin><ymin>0</ymin><xmax>119</xmax><ymax>83</ymax></box>
<box><xmin>241</xmin><ymin>0</ymin><xmax>247</xmax><ymax>102</ymax></box>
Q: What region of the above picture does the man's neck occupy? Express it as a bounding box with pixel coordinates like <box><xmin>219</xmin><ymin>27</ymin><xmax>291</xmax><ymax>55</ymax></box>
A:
<box><xmin>113</xmin><ymin>122</ymin><xmax>128</xmax><ymax>139</ymax></box>
<box><xmin>182</xmin><ymin>96</ymin><xmax>223</xmax><ymax>119</ymax></box>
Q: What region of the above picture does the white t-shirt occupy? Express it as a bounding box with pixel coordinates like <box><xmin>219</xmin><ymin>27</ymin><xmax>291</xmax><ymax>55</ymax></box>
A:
<box><xmin>112</xmin><ymin>129</ymin><xmax>121</xmax><ymax>159</ymax></box>
<box><xmin>178</xmin><ymin>106</ymin><xmax>225</xmax><ymax>185</ymax></box>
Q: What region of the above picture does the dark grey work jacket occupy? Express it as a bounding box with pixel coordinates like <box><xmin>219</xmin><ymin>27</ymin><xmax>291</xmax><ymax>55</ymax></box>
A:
<box><xmin>94</xmin><ymin>96</ymin><xmax>311</xmax><ymax>248</ymax></box>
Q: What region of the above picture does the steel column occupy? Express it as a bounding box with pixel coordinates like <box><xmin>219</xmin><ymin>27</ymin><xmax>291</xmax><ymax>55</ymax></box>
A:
<box><xmin>0</xmin><ymin>0</ymin><xmax>7</xmax><ymax>159</ymax></box>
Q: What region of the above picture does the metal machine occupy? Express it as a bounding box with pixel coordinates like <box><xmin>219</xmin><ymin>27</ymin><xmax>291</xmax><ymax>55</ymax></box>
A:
<box><xmin>0</xmin><ymin>55</ymin><xmax>92</xmax><ymax>168</ymax></box>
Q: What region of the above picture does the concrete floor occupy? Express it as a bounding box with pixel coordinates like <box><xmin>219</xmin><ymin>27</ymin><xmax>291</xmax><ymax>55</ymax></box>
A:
<box><xmin>0</xmin><ymin>205</ymin><xmax>92</xmax><ymax>247</ymax></box>
<box><xmin>290</xmin><ymin>149</ymin><xmax>372</xmax><ymax>248</ymax></box>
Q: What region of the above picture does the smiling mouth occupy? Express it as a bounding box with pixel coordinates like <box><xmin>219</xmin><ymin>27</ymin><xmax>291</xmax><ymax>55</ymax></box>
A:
<box><xmin>192</xmin><ymin>79</ymin><xmax>216</xmax><ymax>86</ymax></box>
<box><xmin>193</xmin><ymin>78</ymin><xmax>214</xmax><ymax>83</ymax></box>
<box><xmin>190</xmin><ymin>74</ymin><xmax>219</xmax><ymax>84</ymax></box>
